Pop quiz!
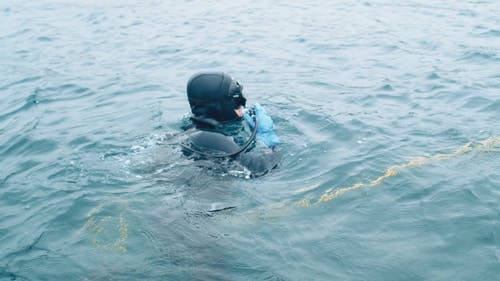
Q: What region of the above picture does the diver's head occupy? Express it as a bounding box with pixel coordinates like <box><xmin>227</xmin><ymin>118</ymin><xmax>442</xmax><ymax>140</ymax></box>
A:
<box><xmin>187</xmin><ymin>72</ymin><xmax>246</xmax><ymax>123</ymax></box>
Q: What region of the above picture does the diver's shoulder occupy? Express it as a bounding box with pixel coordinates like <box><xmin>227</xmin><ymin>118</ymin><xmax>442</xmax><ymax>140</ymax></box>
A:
<box><xmin>188</xmin><ymin>129</ymin><xmax>240</xmax><ymax>153</ymax></box>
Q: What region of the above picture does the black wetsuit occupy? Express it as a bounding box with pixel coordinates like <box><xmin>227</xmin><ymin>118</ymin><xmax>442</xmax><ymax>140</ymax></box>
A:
<box><xmin>182</xmin><ymin>119</ymin><xmax>281</xmax><ymax>177</ymax></box>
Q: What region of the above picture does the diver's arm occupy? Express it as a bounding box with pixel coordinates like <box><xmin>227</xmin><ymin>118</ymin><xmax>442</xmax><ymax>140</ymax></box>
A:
<box><xmin>187</xmin><ymin>130</ymin><xmax>240</xmax><ymax>155</ymax></box>
<box><xmin>237</xmin><ymin>149</ymin><xmax>281</xmax><ymax>177</ymax></box>
<box><xmin>240</xmin><ymin>103</ymin><xmax>282</xmax><ymax>176</ymax></box>
<box><xmin>243</xmin><ymin>103</ymin><xmax>280</xmax><ymax>148</ymax></box>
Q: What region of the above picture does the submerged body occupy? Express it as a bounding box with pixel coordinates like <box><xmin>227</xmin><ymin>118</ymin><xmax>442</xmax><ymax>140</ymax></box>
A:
<box><xmin>182</xmin><ymin>120</ymin><xmax>281</xmax><ymax>177</ymax></box>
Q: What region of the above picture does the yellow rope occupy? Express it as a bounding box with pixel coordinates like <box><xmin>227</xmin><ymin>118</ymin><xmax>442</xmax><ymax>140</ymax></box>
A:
<box><xmin>79</xmin><ymin>205</ymin><xmax>129</xmax><ymax>253</ymax></box>
<box><xmin>297</xmin><ymin>136</ymin><xmax>500</xmax><ymax>207</ymax></box>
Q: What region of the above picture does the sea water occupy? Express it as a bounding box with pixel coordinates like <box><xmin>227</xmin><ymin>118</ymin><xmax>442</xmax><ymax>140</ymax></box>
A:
<box><xmin>1</xmin><ymin>0</ymin><xmax>499</xmax><ymax>280</ymax></box>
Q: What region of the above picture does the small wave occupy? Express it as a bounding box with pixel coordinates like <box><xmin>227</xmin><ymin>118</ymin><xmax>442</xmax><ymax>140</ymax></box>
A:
<box><xmin>426</xmin><ymin>72</ymin><xmax>440</xmax><ymax>80</ymax></box>
<box><xmin>304</xmin><ymin>80</ymin><xmax>340</xmax><ymax>90</ymax></box>
<box><xmin>459</xmin><ymin>50</ymin><xmax>499</xmax><ymax>62</ymax></box>
<box><xmin>67</xmin><ymin>136</ymin><xmax>93</xmax><ymax>148</ymax></box>
<box><xmin>476</xmin><ymin>29</ymin><xmax>500</xmax><ymax>38</ymax></box>
<box><xmin>36</xmin><ymin>36</ymin><xmax>52</xmax><ymax>42</ymax></box>
<box><xmin>0</xmin><ymin>76</ymin><xmax>41</xmax><ymax>91</ymax></box>
<box><xmin>1</xmin><ymin>160</ymin><xmax>41</xmax><ymax>184</ymax></box>
<box><xmin>377</xmin><ymin>84</ymin><xmax>395</xmax><ymax>91</ymax></box>
<box><xmin>152</xmin><ymin>46</ymin><xmax>182</xmax><ymax>55</ymax></box>
<box><xmin>110</xmin><ymin>84</ymin><xmax>164</xmax><ymax>97</ymax></box>
<box><xmin>0</xmin><ymin>137</ymin><xmax>58</xmax><ymax>158</ymax></box>
<box><xmin>0</xmin><ymin>95</ymin><xmax>38</xmax><ymax>122</ymax></box>
<box><xmin>480</xmin><ymin>99</ymin><xmax>500</xmax><ymax>113</ymax></box>
<box><xmin>462</xmin><ymin>96</ymin><xmax>493</xmax><ymax>109</ymax></box>
<box><xmin>33</xmin><ymin>84</ymin><xmax>95</xmax><ymax>104</ymax></box>
<box><xmin>0</xmin><ymin>28</ymin><xmax>31</xmax><ymax>40</ymax></box>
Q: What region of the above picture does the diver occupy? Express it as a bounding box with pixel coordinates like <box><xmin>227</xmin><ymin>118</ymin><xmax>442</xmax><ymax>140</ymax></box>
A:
<box><xmin>181</xmin><ymin>72</ymin><xmax>281</xmax><ymax>177</ymax></box>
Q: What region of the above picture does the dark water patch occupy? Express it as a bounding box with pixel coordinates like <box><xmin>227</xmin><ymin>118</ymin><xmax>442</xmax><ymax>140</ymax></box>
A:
<box><xmin>458</xmin><ymin>9</ymin><xmax>478</xmax><ymax>17</ymax></box>
<box><xmin>110</xmin><ymin>84</ymin><xmax>164</xmax><ymax>97</ymax></box>
<box><xmin>304</xmin><ymin>80</ymin><xmax>340</xmax><ymax>90</ymax></box>
<box><xmin>373</xmin><ymin>61</ymin><xmax>397</xmax><ymax>70</ymax></box>
<box><xmin>42</xmin><ymin>115</ymin><xmax>66</xmax><ymax>127</ymax></box>
<box><xmin>420</xmin><ymin>83</ymin><xmax>447</xmax><ymax>93</ymax></box>
<box><xmin>460</xmin><ymin>82</ymin><xmax>490</xmax><ymax>90</ymax></box>
<box><xmin>36</xmin><ymin>36</ymin><xmax>52</xmax><ymax>42</ymax></box>
<box><xmin>67</xmin><ymin>136</ymin><xmax>93</xmax><ymax>148</ymax></box>
<box><xmin>459</xmin><ymin>50</ymin><xmax>499</xmax><ymax>62</ymax></box>
<box><xmin>435</xmin><ymin>128</ymin><xmax>466</xmax><ymax>140</ymax></box>
<box><xmin>151</xmin><ymin>45</ymin><xmax>182</xmax><ymax>55</ymax></box>
<box><xmin>1</xmin><ymin>232</ymin><xmax>47</xmax><ymax>261</ymax></box>
<box><xmin>376</xmin><ymin>84</ymin><xmax>394</xmax><ymax>91</ymax></box>
<box><xmin>14</xmin><ymin>49</ymin><xmax>30</xmax><ymax>56</ymax></box>
<box><xmin>294</xmin><ymin>37</ymin><xmax>306</xmax><ymax>43</ymax></box>
<box><xmin>79</xmin><ymin>140</ymin><xmax>130</xmax><ymax>154</ymax></box>
<box><xmin>289</xmin><ymin>109</ymin><xmax>351</xmax><ymax>145</ymax></box>
<box><xmin>308</xmin><ymin>42</ymin><xmax>348</xmax><ymax>52</ymax></box>
<box><xmin>473</xmin><ymin>24</ymin><xmax>488</xmax><ymax>30</ymax></box>
<box><xmin>329</xmin><ymin>122</ymin><xmax>355</xmax><ymax>142</ymax></box>
<box><xmin>373</xmin><ymin>92</ymin><xmax>410</xmax><ymax>105</ymax></box>
<box><xmin>0</xmin><ymin>95</ymin><xmax>38</xmax><ymax>122</ymax></box>
<box><xmin>426</xmin><ymin>72</ymin><xmax>440</xmax><ymax>80</ymax></box>
<box><xmin>120</xmin><ymin>20</ymin><xmax>143</xmax><ymax>29</ymax></box>
<box><xmin>33</xmin><ymin>84</ymin><xmax>95</xmax><ymax>104</ymax></box>
<box><xmin>382</xmin><ymin>44</ymin><xmax>400</xmax><ymax>52</ymax></box>
<box><xmin>424</xmin><ymin>71</ymin><xmax>458</xmax><ymax>86</ymax></box>
<box><xmin>190</xmin><ymin>60</ymin><xmax>224</xmax><ymax>68</ymax></box>
<box><xmin>479</xmin><ymin>99</ymin><xmax>500</xmax><ymax>113</ymax></box>
<box><xmin>473</xmin><ymin>28</ymin><xmax>500</xmax><ymax>37</ymax></box>
<box><xmin>0</xmin><ymin>138</ymin><xmax>58</xmax><ymax>157</ymax></box>
<box><xmin>0</xmin><ymin>28</ymin><xmax>31</xmax><ymax>40</ymax></box>
<box><xmin>80</xmin><ymin>175</ymin><xmax>136</xmax><ymax>194</ymax></box>
<box><xmin>98</xmin><ymin>150</ymin><xmax>128</xmax><ymax>160</ymax></box>
<box><xmin>430</xmin><ymin>80</ymin><xmax>451</xmax><ymax>91</ymax></box>
<box><xmin>0</xmin><ymin>137</ymin><xmax>29</xmax><ymax>157</ymax></box>
<box><xmin>421</xmin><ymin>89</ymin><xmax>467</xmax><ymax>104</ymax></box>
<box><xmin>46</xmin><ymin>167</ymin><xmax>80</xmax><ymax>183</ymax></box>
<box><xmin>0</xmin><ymin>271</ymin><xmax>22</xmax><ymax>281</ymax></box>
<box><xmin>396</xmin><ymin>179</ymin><xmax>444</xmax><ymax>203</ymax></box>
<box><xmin>0</xmin><ymin>76</ymin><xmax>41</xmax><ymax>91</ymax></box>
<box><xmin>85</xmin><ymin>12</ymin><xmax>108</xmax><ymax>25</ymax></box>
<box><xmin>94</xmin><ymin>100</ymin><xmax>115</xmax><ymax>109</ymax></box>
<box><xmin>418</xmin><ymin>40</ymin><xmax>439</xmax><ymax>51</ymax></box>
<box><xmin>1</xmin><ymin>160</ymin><xmax>41</xmax><ymax>184</ymax></box>
<box><xmin>314</xmin><ymin>158</ymin><xmax>370</xmax><ymax>188</ymax></box>
<box><xmin>462</xmin><ymin>96</ymin><xmax>493</xmax><ymax>109</ymax></box>
<box><xmin>96</xmin><ymin>79</ymin><xmax>121</xmax><ymax>90</ymax></box>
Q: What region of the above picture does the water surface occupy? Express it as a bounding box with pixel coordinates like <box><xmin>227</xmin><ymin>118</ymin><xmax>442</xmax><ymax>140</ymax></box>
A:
<box><xmin>1</xmin><ymin>0</ymin><xmax>499</xmax><ymax>280</ymax></box>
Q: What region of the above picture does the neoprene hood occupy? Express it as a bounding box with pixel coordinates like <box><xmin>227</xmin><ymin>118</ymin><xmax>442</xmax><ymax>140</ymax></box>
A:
<box><xmin>187</xmin><ymin>72</ymin><xmax>246</xmax><ymax>123</ymax></box>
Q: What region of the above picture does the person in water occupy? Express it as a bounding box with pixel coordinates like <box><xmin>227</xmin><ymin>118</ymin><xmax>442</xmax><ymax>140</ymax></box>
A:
<box><xmin>182</xmin><ymin>72</ymin><xmax>281</xmax><ymax>176</ymax></box>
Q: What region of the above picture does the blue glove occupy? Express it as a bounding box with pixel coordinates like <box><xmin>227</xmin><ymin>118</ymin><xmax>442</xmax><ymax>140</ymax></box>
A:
<box><xmin>244</xmin><ymin>103</ymin><xmax>280</xmax><ymax>148</ymax></box>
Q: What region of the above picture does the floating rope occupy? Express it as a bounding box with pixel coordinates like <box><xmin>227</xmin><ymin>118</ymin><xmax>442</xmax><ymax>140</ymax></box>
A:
<box><xmin>297</xmin><ymin>136</ymin><xmax>500</xmax><ymax>207</ymax></box>
<box><xmin>79</xmin><ymin>205</ymin><xmax>129</xmax><ymax>253</ymax></box>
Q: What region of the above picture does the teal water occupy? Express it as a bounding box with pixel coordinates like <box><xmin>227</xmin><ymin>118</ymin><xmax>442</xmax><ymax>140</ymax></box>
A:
<box><xmin>1</xmin><ymin>0</ymin><xmax>499</xmax><ymax>280</ymax></box>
